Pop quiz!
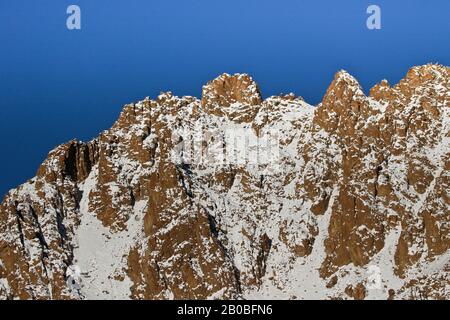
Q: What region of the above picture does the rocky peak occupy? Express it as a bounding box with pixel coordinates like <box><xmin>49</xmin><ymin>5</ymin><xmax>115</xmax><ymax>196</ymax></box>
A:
<box><xmin>0</xmin><ymin>64</ymin><xmax>448</xmax><ymax>300</ymax></box>
<box><xmin>201</xmin><ymin>73</ymin><xmax>262</xmax><ymax>122</ymax></box>
<box><xmin>404</xmin><ymin>64</ymin><xmax>448</xmax><ymax>87</ymax></box>
<box><xmin>369</xmin><ymin>79</ymin><xmax>391</xmax><ymax>101</ymax></box>
<box><xmin>314</xmin><ymin>70</ymin><xmax>367</xmax><ymax>132</ymax></box>
<box><xmin>323</xmin><ymin>70</ymin><xmax>365</xmax><ymax>105</ymax></box>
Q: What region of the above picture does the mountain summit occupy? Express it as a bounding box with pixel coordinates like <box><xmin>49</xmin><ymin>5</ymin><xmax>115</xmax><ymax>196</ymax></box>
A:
<box><xmin>0</xmin><ymin>64</ymin><xmax>449</xmax><ymax>300</ymax></box>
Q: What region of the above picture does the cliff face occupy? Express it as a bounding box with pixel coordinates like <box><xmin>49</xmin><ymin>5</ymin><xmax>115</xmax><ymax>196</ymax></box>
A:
<box><xmin>0</xmin><ymin>64</ymin><xmax>448</xmax><ymax>300</ymax></box>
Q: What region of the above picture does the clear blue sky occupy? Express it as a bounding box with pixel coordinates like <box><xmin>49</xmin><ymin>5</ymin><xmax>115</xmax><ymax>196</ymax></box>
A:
<box><xmin>0</xmin><ymin>0</ymin><xmax>449</xmax><ymax>197</ymax></box>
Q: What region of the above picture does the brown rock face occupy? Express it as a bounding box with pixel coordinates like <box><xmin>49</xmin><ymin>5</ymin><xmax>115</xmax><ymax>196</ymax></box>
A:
<box><xmin>0</xmin><ymin>140</ymin><xmax>96</xmax><ymax>299</ymax></box>
<box><xmin>201</xmin><ymin>73</ymin><xmax>262</xmax><ymax>122</ymax></box>
<box><xmin>0</xmin><ymin>65</ymin><xmax>449</xmax><ymax>300</ymax></box>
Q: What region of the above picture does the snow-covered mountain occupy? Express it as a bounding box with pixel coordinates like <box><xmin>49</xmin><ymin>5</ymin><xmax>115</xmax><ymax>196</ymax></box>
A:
<box><xmin>0</xmin><ymin>64</ymin><xmax>449</xmax><ymax>300</ymax></box>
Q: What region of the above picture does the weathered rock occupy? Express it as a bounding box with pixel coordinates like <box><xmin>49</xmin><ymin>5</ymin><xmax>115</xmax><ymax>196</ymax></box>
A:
<box><xmin>0</xmin><ymin>65</ymin><xmax>448</xmax><ymax>300</ymax></box>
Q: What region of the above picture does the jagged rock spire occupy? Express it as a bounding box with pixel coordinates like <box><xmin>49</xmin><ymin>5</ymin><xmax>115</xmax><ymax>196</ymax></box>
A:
<box><xmin>201</xmin><ymin>73</ymin><xmax>262</xmax><ymax>122</ymax></box>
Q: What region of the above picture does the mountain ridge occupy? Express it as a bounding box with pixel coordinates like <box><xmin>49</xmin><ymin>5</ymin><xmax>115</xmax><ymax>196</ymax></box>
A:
<box><xmin>0</xmin><ymin>63</ymin><xmax>448</xmax><ymax>300</ymax></box>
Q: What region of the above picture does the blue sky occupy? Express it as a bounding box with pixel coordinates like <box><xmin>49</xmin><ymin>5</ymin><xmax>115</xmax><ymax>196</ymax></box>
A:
<box><xmin>0</xmin><ymin>0</ymin><xmax>449</xmax><ymax>197</ymax></box>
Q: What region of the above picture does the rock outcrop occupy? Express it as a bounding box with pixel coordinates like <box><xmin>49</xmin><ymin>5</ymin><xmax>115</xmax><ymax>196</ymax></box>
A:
<box><xmin>0</xmin><ymin>64</ymin><xmax>449</xmax><ymax>300</ymax></box>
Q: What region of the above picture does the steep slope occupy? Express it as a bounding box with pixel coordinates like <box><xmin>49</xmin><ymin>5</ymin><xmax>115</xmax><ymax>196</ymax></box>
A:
<box><xmin>0</xmin><ymin>64</ymin><xmax>448</xmax><ymax>300</ymax></box>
